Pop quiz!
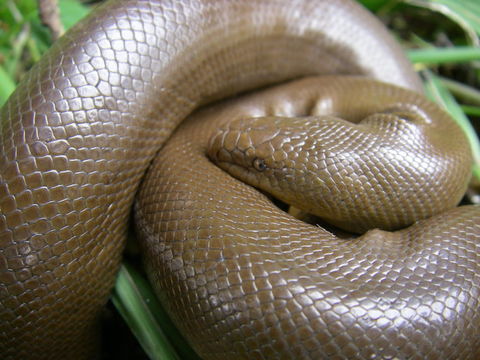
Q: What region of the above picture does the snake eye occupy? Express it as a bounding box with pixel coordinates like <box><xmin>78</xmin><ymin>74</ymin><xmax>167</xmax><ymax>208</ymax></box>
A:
<box><xmin>253</xmin><ymin>158</ymin><xmax>267</xmax><ymax>172</ymax></box>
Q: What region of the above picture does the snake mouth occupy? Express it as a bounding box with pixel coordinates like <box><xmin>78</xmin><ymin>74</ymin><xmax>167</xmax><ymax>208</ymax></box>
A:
<box><xmin>210</xmin><ymin>154</ymin><xmax>265</xmax><ymax>190</ymax></box>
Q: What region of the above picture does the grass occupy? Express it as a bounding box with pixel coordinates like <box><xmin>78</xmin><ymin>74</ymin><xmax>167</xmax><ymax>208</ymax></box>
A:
<box><xmin>0</xmin><ymin>0</ymin><xmax>479</xmax><ymax>359</ymax></box>
<box><xmin>111</xmin><ymin>263</ymin><xmax>200</xmax><ymax>360</ymax></box>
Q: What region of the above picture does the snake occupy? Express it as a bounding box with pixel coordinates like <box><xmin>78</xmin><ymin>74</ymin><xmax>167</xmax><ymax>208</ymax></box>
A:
<box><xmin>0</xmin><ymin>0</ymin><xmax>479</xmax><ymax>359</ymax></box>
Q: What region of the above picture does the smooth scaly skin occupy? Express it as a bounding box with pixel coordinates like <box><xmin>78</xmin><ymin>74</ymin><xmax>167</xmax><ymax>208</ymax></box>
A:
<box><xmin>137</xmin><ymin>77</ymin><xmax>480</xmax><ymax>359</ymax></box>
<box><xmin>208</xmin><ymin>80</ymin><xmax>471</xmax><ymax>233</ymax></box>
<box><xmin>0</xmin><ymin>0</ymin><xmax>477</xmax><ymax>358</ymax></box>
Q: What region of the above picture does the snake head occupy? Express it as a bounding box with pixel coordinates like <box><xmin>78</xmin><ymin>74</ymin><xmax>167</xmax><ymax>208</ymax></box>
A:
<box><xmin>208</xmin><ymin>115</ymin><xmax>362</xmax><ymax>228</ymax></box>
<box><xmin>208</xmin><ymin>107</ymin><xmax>471</xmax><ymax>233</ymax></box>
<box><xmin>208</xmin><ymin>116</ymin><xmax>311</xmax><ymax>198</ymax></box>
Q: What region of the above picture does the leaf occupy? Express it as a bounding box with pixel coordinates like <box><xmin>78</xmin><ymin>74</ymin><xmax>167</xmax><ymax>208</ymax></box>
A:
<box><xmin>112</xmin><ymin>262</ymin><xmax>201</xmax><ymax>360</ymax></box>
<box><xmin>58</xmin><ymin>0</ymin><xmax>90</xmax><ymax>30</ymax></box>
<box><xmin>407</xmin><ymin>46</ymin><xmax>480</xmax><ymax>64</ymax></box>
<box><xmin>422</xmin><ymin>70</ymin><xmax>480</xmax><ymax>181</ymax></box>
<box><xmin>403</xmin><ymin>0</ymin><xmax>480</xmax><ymax>44</ymax></box>
<box><xmin>0</xmin><ymin>65</ymin><xmax>16</xmax><ymax>106</ymax></box>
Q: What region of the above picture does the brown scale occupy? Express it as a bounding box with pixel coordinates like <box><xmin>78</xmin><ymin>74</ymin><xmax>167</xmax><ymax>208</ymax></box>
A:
<box><xmin>0</xmin><ymin>0</ymin><xmax>478</xmax><ymax>359</ymax></box>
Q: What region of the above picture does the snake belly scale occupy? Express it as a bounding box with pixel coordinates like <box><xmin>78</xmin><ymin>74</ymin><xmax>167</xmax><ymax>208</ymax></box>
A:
<box><xmin>0</xmin><ymin>0</ymin><xmax>479</xmax><ymax>359</ymax></box>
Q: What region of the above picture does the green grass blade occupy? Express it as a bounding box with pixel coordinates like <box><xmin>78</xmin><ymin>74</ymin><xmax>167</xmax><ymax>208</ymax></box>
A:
<box><xmin>112</xmin><ymin>264</ymin><xmax>180</xmax><ymax>360</ymax></box>
<box><xmin>0</xmin><ymin>65</ymin><xmax>16</xmax><ymax>106</ymax></box>
<box><xmin>407</xmin><ymin>46</ymin><xmax>480</xmax><ymax>64</ymax></box>
<box><xmin>112</xmin><ymin>262</ymin><xmax>201</xmax><ymax>360</ymax></box>
<box><xmin>440</xmin><ymin>77</ymin><xmax>480</xmax><ymax>106</ymax></box>
<box><xmin>422</xmin><ymin>70</ymin><xmax>480</xmax><ymax>181</ymax></box>
<box><xmin>461</xmin><ymin>105</ymin><xmax>480</xmax><ymax>116</ymax></box>
<box><xmin>59</xmin><ymin>0</ymin><xmax>90</xmax><ymax>30</ymax></box>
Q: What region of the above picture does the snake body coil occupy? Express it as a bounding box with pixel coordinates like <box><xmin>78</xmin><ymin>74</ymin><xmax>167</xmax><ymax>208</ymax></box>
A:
<box><xmin>0</xmin><ymin>0</ymin><xmax>479</xmax><ymax>359</ymax></box>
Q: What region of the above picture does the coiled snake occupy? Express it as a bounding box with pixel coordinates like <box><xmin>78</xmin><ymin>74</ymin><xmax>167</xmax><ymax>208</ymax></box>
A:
<box><xmin>1</xmin><ymin>0</ymin><xmax>479</xmax><ymax>359</ymax></box>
